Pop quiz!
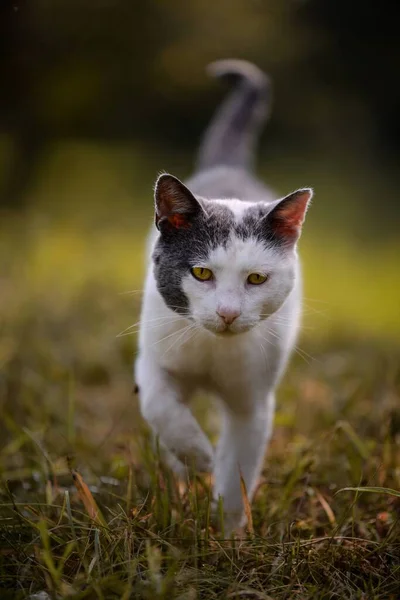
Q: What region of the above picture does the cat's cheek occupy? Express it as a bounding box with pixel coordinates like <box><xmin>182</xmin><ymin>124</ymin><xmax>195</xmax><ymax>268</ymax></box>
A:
<box><xmin>182</xmin><ymin>276</ymin><xmax>215</xmax><ymax>319</ymax></box>
<box><xmin>257</xmin><ymin>283</ymin><xmax>290</xmax><ymax>318</ymax></box>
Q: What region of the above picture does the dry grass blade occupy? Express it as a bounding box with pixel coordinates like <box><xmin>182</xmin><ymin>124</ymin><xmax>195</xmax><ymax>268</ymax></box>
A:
<box><xmin>239</xmin><ymin>468</ymin><xmax>254</xmax><ymax>536</ymax></box>
<box><xmin>315</xmin><ymin>490</ymin><xmax>336</xmax><ymax>526</ymax></box>
<box><xmin>70</xmin><ymin>468</ymin><xmax>107</xmax><ymax>527</ymax></box>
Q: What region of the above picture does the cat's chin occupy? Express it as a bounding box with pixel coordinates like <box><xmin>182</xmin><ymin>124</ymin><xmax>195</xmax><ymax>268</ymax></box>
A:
<box><xmin>201</xmin><ymin>323</ymin><xmax>254</xmax><ymax>336</ymax></box>
<box><xmin>215</xmin><ymin>328</ymin><xmax>238</xmax><ymax>337</ymax></box>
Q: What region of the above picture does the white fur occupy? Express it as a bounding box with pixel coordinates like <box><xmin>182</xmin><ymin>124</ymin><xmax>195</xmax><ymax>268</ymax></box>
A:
<box><xmin>135</xmin><ymin>206</ymin><xmax>303</xmax><ymax>533</ymax></box>
<box><xmin>212</xmin><ymin>198</ymin><xmax>253</xmax><ymax>222</ymax></box>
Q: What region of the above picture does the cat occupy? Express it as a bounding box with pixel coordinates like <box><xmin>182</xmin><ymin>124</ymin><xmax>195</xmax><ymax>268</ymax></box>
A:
<box><xmin>135</xmin><ymin>59</ymin><xmax>313</xmax><ymax>533</ymax></box>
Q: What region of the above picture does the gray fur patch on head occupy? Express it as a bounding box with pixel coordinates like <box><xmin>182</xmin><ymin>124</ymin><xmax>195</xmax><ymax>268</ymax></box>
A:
<box><xmin>152</xmin><ymin>199</ymin><xmax>235</xmax><ymax>314</ymax></box>
<box><xmin>237</xmin><ymin>203</ymin><xmax>276</xmax><ymax>245</ymax></box>
<box><xmin>238</xmin><ymin>189</ymin><xmax>312</xmax><ymax>247</ymax></box>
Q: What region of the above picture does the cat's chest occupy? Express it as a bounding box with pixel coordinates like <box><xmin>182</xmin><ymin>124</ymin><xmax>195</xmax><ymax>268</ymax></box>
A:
<box><xmin>150</xmin><ymin>319</ymin><xmax>271</xmax><ymax>382</ymax></box>
<box><xmin>148</xmin><ymin>320</ymin><xmax>217</xmax><ymax>375</ymax></box>
<box><xmin>140</xmin><ymin>286</ymin><xmax>292</xmax><ymax>386</ymax></box>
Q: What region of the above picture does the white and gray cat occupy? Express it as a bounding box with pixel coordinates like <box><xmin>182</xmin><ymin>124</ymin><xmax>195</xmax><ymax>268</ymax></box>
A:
<box><xmin>135</xmin><ymin>59</ymin><xmax>313</xmax><ymax>533</ymax></box>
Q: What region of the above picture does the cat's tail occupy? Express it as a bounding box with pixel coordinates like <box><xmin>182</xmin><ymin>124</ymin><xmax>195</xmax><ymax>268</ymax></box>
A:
<box><xmin>196</xmin><ymin>59</ymin><xmax>271</xmax><ymax>172</ymax></box>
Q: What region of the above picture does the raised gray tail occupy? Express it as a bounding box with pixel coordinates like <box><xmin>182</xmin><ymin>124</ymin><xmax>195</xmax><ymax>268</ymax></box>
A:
<box><xmin>196</xmin><ymin>59</ymin><xmax>271</xmax><ymax>172</ymax></box>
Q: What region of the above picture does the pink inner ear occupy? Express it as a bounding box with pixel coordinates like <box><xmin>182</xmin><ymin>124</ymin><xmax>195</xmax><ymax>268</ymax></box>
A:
<box><xmin>167</xmin><ymin>214</ymin><xmax>191</xmax><ymax>229</ymax></box>
<box><xmin>271</xmin><ymin>190</ymin><xmax>311</xmax><ymax>240</ymax></box>
<box><xmin>155</xmin><ymin>174</ymin><xmax>199</xmax><ymax>230</ymax></box>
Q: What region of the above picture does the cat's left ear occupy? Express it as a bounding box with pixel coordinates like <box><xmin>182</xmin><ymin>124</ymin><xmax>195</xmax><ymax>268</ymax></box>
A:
<box><xmin>266</xmin><ymin>188</ymin><xmax>313</xmax><ymax>247</ymax></box>
<box><xmin>154</xmin><ymin>174</ymin><xmax>202</xmax><ymax>231</ymax></box>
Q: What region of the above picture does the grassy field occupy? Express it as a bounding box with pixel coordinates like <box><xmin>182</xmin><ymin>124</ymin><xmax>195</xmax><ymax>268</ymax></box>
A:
<box><xmin>1</xmin><ymin>161</ymin><xmax>400</xmax><ymax>598</ymax></box>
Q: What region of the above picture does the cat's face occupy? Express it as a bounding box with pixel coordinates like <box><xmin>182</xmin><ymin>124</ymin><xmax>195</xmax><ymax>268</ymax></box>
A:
<box><xmin>152</xmin><ymin>174</ymin><xmax>312</xmax><ymax>335</ymax></box>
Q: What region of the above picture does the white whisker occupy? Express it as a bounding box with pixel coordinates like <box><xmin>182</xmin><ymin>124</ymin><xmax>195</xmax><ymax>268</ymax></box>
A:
<box><xmin>266</xmin><ymin>327</ymin><xmax>316</xmax><ymax>364</ymax></box>
<box><xmin>266</xmin><ymin>318</ymin><xmax>314</xmax><ymax>332</ymax></box>
<box><xmin>162</xmin><ymin>323</ymin><xmax>199</xmax><ymax>356</ymax></box>
<box><xmin>151</xmin><ymin>324</ymin><xmax>194</xmax><ymax>349</ymax></box>
<box><xmin>118</xmin><ymin>289</ymin><xmax>144</xmax><ymax>296</ymax></box>
<box><xmin>258</xmin><ymin>338</ymin><xmax>269</xmax><ymax>366</ymax></box>
<box><xmin>117</xmin><ymin>315</ymin><xmax>186</xmax><ymax>338</ymax></box>
<box><xmin>302</xmin><ymin>303</ymin><xmax>330</xmax><ymax>318</ymax></box>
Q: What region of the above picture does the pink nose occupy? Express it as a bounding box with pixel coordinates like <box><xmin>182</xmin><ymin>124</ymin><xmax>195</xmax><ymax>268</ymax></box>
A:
<box><xmin>217</xmin><ymin>309</ymin><xmax>241</xmax><ymax>325</ymax></box>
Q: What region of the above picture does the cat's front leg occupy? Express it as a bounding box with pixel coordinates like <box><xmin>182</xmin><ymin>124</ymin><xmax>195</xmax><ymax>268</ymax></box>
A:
<box><xmin>213</xmin><ymin>392</ymin><xmax>275</xmax><ymax>533</ymax></box>
<box><xmin>136</xmin><ymin>357</ymin><xmax>214</xmax><ymax>473</ymax></box>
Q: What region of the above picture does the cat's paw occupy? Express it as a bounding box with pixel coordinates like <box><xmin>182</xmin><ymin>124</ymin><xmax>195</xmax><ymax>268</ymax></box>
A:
<box><xmin>161</xmin><ymin>424</ymin><xmax>214</xmax><ymax>473</ymax></box>
<box><xmin>175</xmin><ymin>442</ymin><xmax>214</xmax><ymax>473</ymax></box>
<box><xmin>209</xmin><ymin>498</ymin><xmax>244</xmax><ymax>536</ymax></box>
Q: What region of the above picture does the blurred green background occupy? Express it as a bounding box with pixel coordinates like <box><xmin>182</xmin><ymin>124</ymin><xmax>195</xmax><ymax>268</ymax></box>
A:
<box><xmin>1</xmin><ymin>0</ymin><xmax>400</xmax><ymax>346</ymax></box>
<box><xmin>1</xmin><ymin>7</ymin><xmax>400</xmax><ymax>592</ymax></box>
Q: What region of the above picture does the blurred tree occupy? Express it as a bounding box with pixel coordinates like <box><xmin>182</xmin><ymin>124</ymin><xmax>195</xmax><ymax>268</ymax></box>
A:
<box><xmin>0</xmin><ymin>0</ymin><xmax>399</xmax><ymax>207</ymax></box>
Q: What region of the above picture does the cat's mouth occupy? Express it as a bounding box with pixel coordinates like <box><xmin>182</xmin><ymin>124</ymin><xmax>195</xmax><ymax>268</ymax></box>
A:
<box><xmin>204</xmin><ymin>322</ymin><xmax>254</xmax><ymax>336</ymax></box>
<box><xmin>216</xmin><ymin>327</ymin><xmax>237</xmax><ymax>336</ymax></box>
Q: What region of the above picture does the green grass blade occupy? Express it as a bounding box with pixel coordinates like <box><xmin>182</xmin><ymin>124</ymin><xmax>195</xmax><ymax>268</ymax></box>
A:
<box><xmin>336</xmin><ymin>486</ymin><xmax>400</xmax><ymax>498</ymax></box>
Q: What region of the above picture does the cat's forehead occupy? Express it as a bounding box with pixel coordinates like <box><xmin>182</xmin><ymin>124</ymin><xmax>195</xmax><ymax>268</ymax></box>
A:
<box><xmin>209</xmin><ymin>198</ymin><xmax>258</xmax><ymax>220</ymax></box>
<box><xmin>207</xmin><ymin>235</ymin><xmax>270</xmax><ymax>268</ymax></box>
<box><xmin>155</xmin><ymin>198</ymin><xmax>278</xmax><ymax>267</ymax></box>
<box><xmin>190</xmin><ymin>199</ymin><xmax>281</xmax><ymax>267</ymax></box>
<box><xmin>199</xmin><ymin>198</ymin><xmax>270</xmax><ymax>242</ymax></box>
<box><xmin>202</xmin><ymin>197</ymin><xmax>266</xmax><ymax>223</ymax></box>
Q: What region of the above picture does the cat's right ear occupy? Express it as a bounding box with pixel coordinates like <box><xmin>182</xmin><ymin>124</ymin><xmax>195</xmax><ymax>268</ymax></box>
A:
<box><xmin>154</xmin><ymin>174</ymin><xmax>202</xmax><ymax>231</ymax></box>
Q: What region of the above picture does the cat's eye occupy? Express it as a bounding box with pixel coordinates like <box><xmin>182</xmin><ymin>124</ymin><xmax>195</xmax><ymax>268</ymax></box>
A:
<box><xmin>191</xmin><ymin>267</ymin><xmax>213</xmax><ymax>281</ymax></box>
<box><xmin>247</xmin><ymin>273</ymin><xmax>268</xmax><ymax>285</ymax></box>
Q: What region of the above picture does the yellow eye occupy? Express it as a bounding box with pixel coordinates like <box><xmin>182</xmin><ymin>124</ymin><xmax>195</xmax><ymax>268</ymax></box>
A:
<box><xmin>191</xmin><ymin>267</ymin><xmax>213</xmax><ymax>281</ymax></box>
<box><xmin>247</xmin><ymin>273</ymin><xmax>268</xmax><ymax>285</ymax></box>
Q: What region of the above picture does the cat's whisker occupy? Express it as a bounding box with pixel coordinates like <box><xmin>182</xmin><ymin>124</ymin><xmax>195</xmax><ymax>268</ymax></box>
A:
<box><xmin>292</xmin><ymin>346</ymin><xmax>314</xmax><ymax>364</ymax></box>
<box><xmin>261</xmin><ymin>318</ymin><xmax>293</xmax><ymax>326</ymax></box>
<box><xmin>185</xmin><ymin>326</ymin><xmax>200</xmax><ymax>346</ymax></box>
<box><xmin>266</xmin><ymin>327</ymin><xmax>316</xmax><ymax>364</ymax></box>
<box><xmin>267</xmin><ymin>318</ymin><xmax>314</xmax><ymax>332</ymax></box>
<box><xmin>133</xmin><ymin>314</ymin><xmax>186</xmax><ymax>327</ymax></box>
<box><xmin>259</xmin><ymin>312</ymin><xmax>315</xmax><ymax>331</ymax></box>
<box><xmin>302</xmin><ymin>296</ymin><xmax>330</xmax><ymax>304</ymax></box>
<box><xmin>162</xmin><ymin>323</ymin><xmax>199</xmax><ymax>356</ymax></box>
<box><xmin>117</xmin><ymin>315</ymin><xmax>186</xmax><ymax>337</ymax></box>
<box><xmin>256</xmin><ymin>327</ymin><xmax>278</xmax><ymax>347</ymax></box>
<box><xmin>259</xmin><ymin>304</ymin><xmax>328</xmax><ymax>320</ymax></box>
<box><xmin>151</xmin><ymin>324</ymin><xmax>195</xmax><ymax>349</ymax></box>
<box><xmin>161</xmin><ymin>306</ymin><xmax>191</xmax><ymax>313</ymax></box>
<box><xmin>259</xmin><ymin>313</ymin><xmax>292</xmax><ymax>321</ymax></box>
<box><xmin>117</xmin><ymin>320</ymin><xmax>186</xmax><ymax>338</ymax></box>
<box><xmin>118</xmin><ymin>289</ymin><xmax>144</xmax><ymax>296</ymax></box>
<box><xmin>302</xmin><ymin>303</ymin><xmax>330</xmax><ymax>317</ymax></box>
<box><xmin>260</xmin><ymin>316</ymin><xmax>294</xmax><ymax>327</ymax></box>
<box><xmin>257</xmin><ymin>335</ymin><xmax>280</xmax><ymax>356</ymax></box>
<box><xmin>258</xmin><ymin>338</ymin><xmax>269</xmax><ymax>365</ymax></box>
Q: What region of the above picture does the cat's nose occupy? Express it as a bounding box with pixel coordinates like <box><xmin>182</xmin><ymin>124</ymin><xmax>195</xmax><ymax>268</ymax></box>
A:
<box><xmin>217</xmin><ymin>309</ymin><xmax>241</xmax><ymax>325</ymax></box>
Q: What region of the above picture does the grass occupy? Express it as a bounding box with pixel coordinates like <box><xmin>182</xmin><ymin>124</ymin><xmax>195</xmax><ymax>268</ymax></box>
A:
<box><xmin>1</xmin><ymin>178</ymin><xmax>400</xmax><ymax>597</ymax></box>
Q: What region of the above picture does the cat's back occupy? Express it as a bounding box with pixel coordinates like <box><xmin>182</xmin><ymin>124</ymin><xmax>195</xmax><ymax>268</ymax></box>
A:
<box><xmin>186</xmin><ymin>166</ymin><xmax>275</xmax><ymax>204</ymax></box>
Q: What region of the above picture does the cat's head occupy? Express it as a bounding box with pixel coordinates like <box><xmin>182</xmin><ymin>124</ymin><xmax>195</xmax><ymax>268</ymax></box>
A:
<box><xmin>152</xmin><ymin>174</ymin><xmax>312</xmax><ymax>335</ymax></box>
